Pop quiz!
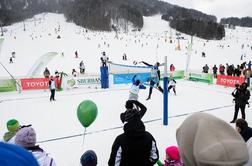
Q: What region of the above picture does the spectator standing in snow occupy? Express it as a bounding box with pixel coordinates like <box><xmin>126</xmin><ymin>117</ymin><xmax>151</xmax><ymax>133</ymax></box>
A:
<box><xmin>230</xmin><ymin>82</ymin><xmax>250</xmax><ymax>123</ymax></box>
<box><xmin>202</xmin><ymin>64</ymin><xmax>209</xmax><ymax>73</ymax></box>
<box><xmin>169</xmin><ymin>64</ymin><xmax>175</xmax><ymax>72</ymax></box>
<box><xmin>212</xmin><ymin>65</ymin><xmax>218</xmax><ymax>78</ymax></box>
<box><xmin>43</xmin><ymin>67</ymin><xmax>50</xmax><ymax>78</ymax></box>
<box><xmin>79</xmin><ymin>61</ymin><xmax>85</xmax><ymax>74</ymax></box>
<box><xmin>108</xmin><ymin>100</ymin><xmax>159</xmax><ymax>166</ymax></box>
<box><xmin>72</xmin><ymin>69</ymin><xmax>77</xmax><ymax>77</ymax></box>
<box><xmin>75</xmin><ymin>50</ymin><xmax>78</xmax><ymax>58</ymax></box>
<box><xmin>49</xmin><ymin>76</ymin><xmax>56</xmax><ymax>101</ymax></box>
<box><xmin>9</xmin><ymin>57</ymin><xmax>13</xmax><ymax>64</ymax></box>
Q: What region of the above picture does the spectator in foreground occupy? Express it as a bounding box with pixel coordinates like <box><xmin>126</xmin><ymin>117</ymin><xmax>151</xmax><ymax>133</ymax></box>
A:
<box><xmin>80</xmin><ymin>150</ymin><xmax>97</xmax><ymax>166</ymax></box>
<box><xmin>15</xmin><ymin>126</ymin><xmax>57</xmax><ymax>166</ymax></box>
<box><xmin>0</xmin><ymin>142</ymin><xmax>39</xmax><ymax>166</ymax></box>
<box><xmin>108</xmin><ymin>100</ymin><xmax>159</xmax><ymax>165</ymax></box>
<box><xmin>157</xmin><ymin>146</ymin><xmax>183</xmax><ymax>166</ymax></box>
<box><xmin>3</xmin><ymin>119</ymin><xmax>20</xmax><ymax>144</ymax></box>
<box><xmin>176</xmin><ymin>113</ymin><xmax>249</xmax><ymax>166</ymax></box>
<box><xmin>235</xmin><ymin>118</ymin><xmax>252</xmax><ymax>142</ymax></box>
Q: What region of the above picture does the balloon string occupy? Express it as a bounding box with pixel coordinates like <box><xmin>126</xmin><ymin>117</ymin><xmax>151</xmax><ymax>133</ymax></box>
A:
<box><xmin>82</xmin><ymin>127</ymin><xmax>86</xmax><ymax>146</ymax></box>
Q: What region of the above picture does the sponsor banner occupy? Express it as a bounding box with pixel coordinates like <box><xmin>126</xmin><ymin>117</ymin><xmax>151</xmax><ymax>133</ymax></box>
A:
<box><xmin>216</xmin><ymin>75</ymin><xmax>245</xmax><ymax>87</ymax></box>
<box><xmin>64</xmin><ymin>75</ymin><xmax>101</xmax><ymax>89</ymax></box>
<box><xmin>0</xmin><ymin>79</ymin><xmax>17</xmax><ymax>92</ymax></box>
<box><xmin>20</xmin><ymin>78</ymin><xmax>59</xmax><ymax>90</ymax></box>
<box><xmin>113</xmin><ymin>73</ymin><xmax>150</xmax><ymax>84</ymax></box>
<box><xmin>161</xmin><ymin>70</ymin><xmax>184</xmax><ymax>80</ymax></box>
<box><xmin>188</xmin><ymin>72</ymin><xmax>213</xmax><ymax>84</ymax></box>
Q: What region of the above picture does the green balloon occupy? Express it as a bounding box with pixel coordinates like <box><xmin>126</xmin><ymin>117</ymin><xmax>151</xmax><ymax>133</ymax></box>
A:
<box><xmin>77</xmin><ymin>100</ymin><xmax>98</xmax><ymax>128</ymax></box>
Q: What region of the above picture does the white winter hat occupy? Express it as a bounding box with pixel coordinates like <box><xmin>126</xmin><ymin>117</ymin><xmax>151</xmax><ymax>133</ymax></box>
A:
<box><xmin>176</xmin><ymin>113</ymin><xmax>249</xmax><ymax>166</ymax></box>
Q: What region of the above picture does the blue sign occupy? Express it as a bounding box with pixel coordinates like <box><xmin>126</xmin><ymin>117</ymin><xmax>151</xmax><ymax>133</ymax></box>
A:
<box><xmin>113</xmin><ymin>73</ymin><xmax>150</xmax><ymax>84</ymax></box>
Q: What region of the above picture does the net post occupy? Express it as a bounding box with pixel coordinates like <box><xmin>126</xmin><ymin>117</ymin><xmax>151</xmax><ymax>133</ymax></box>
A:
<box><xmin>163</xmin><ymin>56</ymin><xmax>168</xmax><ymax>125</ymax></box>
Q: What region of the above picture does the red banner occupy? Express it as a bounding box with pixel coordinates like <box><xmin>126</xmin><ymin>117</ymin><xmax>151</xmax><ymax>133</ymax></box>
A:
<box><xmin>20</xmin><ymin>78</ymin><xmax>58</xmax><ymax>90</ymax></box>
<box><xmin>216</xmin><ymin>75</ymin><xmax>245</xmax><ymax>87</ymax></box>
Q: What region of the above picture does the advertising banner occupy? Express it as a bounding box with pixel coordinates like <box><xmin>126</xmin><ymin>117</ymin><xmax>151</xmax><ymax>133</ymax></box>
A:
<box><xmin>216</xmin><ymin>75</ymin><xmax>245</xmax><ymax>87</ymax></box>
<box><xmin>188</xmin><ymin>72</ymin><xmax>213</xmax><ymax>84</ymax></box>
<box><xmin>20</xmin><ymin>78</ymin><xmax>58</xmax><ymax>90</ymax></box>
<box><xmin>64</xmin><ymin>75</ymin><xmax>101</xmax><ymax>89</ymax></box>
<box><xmin>113</xmin><ymin>73</ymin><xmax>150</xmax><ymax>84</ymax></box>
<box><xmin>0</xmin><ymin>79</ymin><xmax>17</xmax><ymax>92</ymax></box>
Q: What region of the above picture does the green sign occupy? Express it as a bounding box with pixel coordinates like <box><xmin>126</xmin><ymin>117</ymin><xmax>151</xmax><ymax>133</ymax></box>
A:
<box><xmin>0</xmin><ymin>79</ymin><xmax>17</xmax><ymax>92</ymax></box>
<box><xmin>188</xmin><ymin>72</ymin><xmax>213</xmax><ymax>84</ymax></box>
<box><xmin>161</xmin><ymin>70</ymin><xmax>185</xmax><ymax>80</ymax></box>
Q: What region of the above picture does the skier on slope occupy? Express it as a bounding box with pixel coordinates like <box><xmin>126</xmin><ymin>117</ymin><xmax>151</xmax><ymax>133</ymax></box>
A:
<box><xmin>141</xmin><ymin>61</ymin><xmax>163</xmax><ymax>100</ymax></box>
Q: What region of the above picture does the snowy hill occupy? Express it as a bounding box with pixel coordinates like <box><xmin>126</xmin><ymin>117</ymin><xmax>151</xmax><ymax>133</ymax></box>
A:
<box><xmin>0</xmin><ymin>13</ymin><xmax>251</xmax><ymax>78</ymax></box>
<box><xmin>0</xmin><ymin>13</ymin><xmax>252</xmax><ymax>166</ymax></box>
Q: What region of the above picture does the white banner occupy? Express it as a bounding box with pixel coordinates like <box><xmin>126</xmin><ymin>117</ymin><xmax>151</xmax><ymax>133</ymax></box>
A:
<box><xmin>62</xmin><ymin>75</ymin><xmax>101</xmax><ymax>89</ymax></box>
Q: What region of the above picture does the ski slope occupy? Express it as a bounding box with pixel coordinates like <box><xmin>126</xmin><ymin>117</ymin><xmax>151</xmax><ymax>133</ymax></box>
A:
<box><xmin>0</xmin><ymin>13</ymin><xmax>252</xmax><ymax>166</ymax></box>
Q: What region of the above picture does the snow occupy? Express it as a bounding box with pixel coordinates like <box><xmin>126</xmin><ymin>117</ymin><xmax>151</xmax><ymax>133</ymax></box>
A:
<box><xmin>0</xmin><ymin>13</ymin><xmax>252</xmax><ymax>165</ymax></box>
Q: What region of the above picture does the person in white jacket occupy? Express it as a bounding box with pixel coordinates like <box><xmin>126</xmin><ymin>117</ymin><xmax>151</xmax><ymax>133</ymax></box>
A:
<box><xmin>128</xmin><ymin>75</ymin><xmax>146</xmax><ymax>101</ymax></box>
<box><xmin>15</xmin><ymin>126</ymin><xmax>56</xmax><ymax>166</ymax></box>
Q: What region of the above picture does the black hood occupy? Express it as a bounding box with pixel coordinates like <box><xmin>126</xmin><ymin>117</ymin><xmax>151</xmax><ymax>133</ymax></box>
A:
<box><xmin>123</xmin><ymin>120</ymin><xmax>145</xmax><ymax>138</ymax></box>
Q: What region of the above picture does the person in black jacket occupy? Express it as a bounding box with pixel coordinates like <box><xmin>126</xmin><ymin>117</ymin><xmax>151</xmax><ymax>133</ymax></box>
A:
<box><xmin>235</xmin><ymin>119</ymin><xmax>252</xmax><ymax>142</ymax></box>
<box><xmin>212</xmin><ymin>65</ymin><xmax>218</xmax><ymax>78</ymax></box>
<box><xmin>230</xmin><ymin>83</ymin><xmax>250</xmax><ymax>123</ymax></box>
<box><xmin>108</xmin><ymin>100</ymin><xmax>159</xmax><ymax>166</ymax></box>
<box><xmin>141</xmin><ymin>61</ymin><xmax>163</xmax><ymax>100</ymax></box>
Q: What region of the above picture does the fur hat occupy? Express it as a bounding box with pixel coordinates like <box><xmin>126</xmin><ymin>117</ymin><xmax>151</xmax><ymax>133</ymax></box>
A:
<box><xmin>176</xmin><ymin>113</ymin><xmax>249</xmax><ymax>166</ymax></box>
<box><xmin>166</xmin><ymin>146</ymin><xmax>180</xmax><ymax>161</ymax></box>
<box><xmin>0</xmin><ymin>142</ymin><xmax>39</xmax><ymax>166</ymax></box>
<box><xmin>15</xmin><ymin>126</ymin><xmax>36</xmax><ymax>148</ymax></box>
<box><xmin>80</xmin><ymin>150</ymin><xmax>97</xmax><ymax>166</ymax></box>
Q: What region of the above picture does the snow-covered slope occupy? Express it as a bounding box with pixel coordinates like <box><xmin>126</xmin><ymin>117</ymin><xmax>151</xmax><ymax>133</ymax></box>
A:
<box><xmin>0</xmin><ymin>13</ymin><xmax>252</xmax><ymax>166</ymax></box>
<box><xmin>0</xmin><ymin>13</ymin><xmax>251</xmax><ymax>78</ymax></box>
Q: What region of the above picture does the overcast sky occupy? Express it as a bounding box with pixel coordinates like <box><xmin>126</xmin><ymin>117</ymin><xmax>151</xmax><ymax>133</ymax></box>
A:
<box><xmin>163</xmin><ymin>0</ymin><xmax>252</xmax><ymax>21</ymax></box>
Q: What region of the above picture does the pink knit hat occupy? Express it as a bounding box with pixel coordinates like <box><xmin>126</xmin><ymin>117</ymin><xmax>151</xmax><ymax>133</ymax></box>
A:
<box><xmin>166</xmin><ymin>146</ymin><xmax>180</xmax><ymax>161</ymax></box>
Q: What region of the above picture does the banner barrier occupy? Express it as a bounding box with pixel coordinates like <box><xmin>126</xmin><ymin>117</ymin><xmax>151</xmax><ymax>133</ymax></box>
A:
<box><xmin>113</xmin><ymin>73</ymin><xmax>150</xmax><ymax>84</ymax></box>
<box><xmin>188</xmin><ymin>72</ymin><xmax>213</xmax><ymax>84</ymax></box>
<box><xmin>0</xmin><ymin>79</ymin><xmax>17</xmax><ymax>92</ymax></box>
<box><xmin>20</xmin><ymin>77</ymin><xmax>59</xmax><ymax>90</ymax></box>
<box><xmin>63</xmin><ymin>75</ymin><xmax>101</xmax><ymax>89</ymax></box>
<box><xmin>161</xmin><ymin>70</ymin><xmax>184</xmax><ymax>80</ymax></box>
<box><xmin>216</xmin><ymin>75</ymin><xmax>245</xmax><ymax>87</ymax></box>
